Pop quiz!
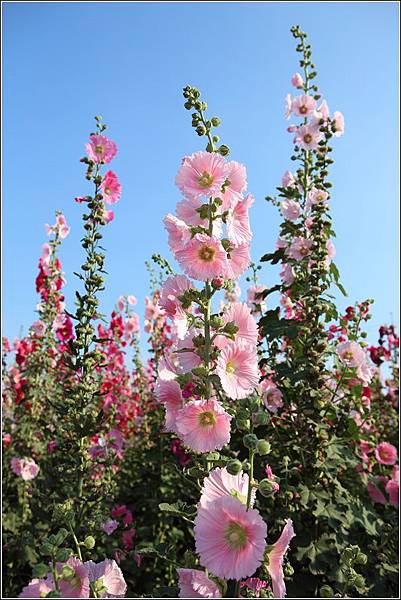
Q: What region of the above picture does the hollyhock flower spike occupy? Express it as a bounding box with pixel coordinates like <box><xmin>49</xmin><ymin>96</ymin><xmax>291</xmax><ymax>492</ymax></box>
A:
<box><xmin>86</xmin><ymin>134</ymin><xmax>117</xmax><ymax>163</ymax></box>
<box><xmin>176</xmin><ymin>150</ymin><xmax>227</xmax><ymax>199</ymax></box>
<box><xmin>177</xmin><ymin>569</ymin><xmax>222</xmax><ymax>598</ymax></box>
<box><xmin>195</xmin><ymin>495</ymin><xmax>267</xmax><ymax>580</ymax></box>
<box><xmin>266</xmin><ymin>519</ymin><xmax>296</xmax><ymax>599</ymax></box>
<box><xmin>175</xmin><ymin>397</ymin><xmax>232</xmax><ymax>453</ymax></box>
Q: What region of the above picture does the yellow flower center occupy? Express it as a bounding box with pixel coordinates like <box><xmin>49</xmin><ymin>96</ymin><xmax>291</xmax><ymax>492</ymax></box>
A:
<box><xmin>343</xmin><ymin>351</ymin><xmax>354</xmax><ymax>361</ymax></box>
<box><xmin>95</xmin><ymin>144</ymin><xmax>104</xmax><ymax>154</ymax></box>
<box><xmin>198</xmin><ymin>245</ymin><xmax>216</xmax><ymax>263</ymax></box>
<box><xmin>198</xmin><ymin>411</ymin><xmax>216</xmax><ymax>428</ymax></box>
<box><xmin>300</xmin><ymin>246</ymin><xmax>309</xmax><ymax>256</ymax></box>
<box><xmin>225</xmin><ymin>521</ymin><xmax>248</xmax><ymax>550</ymax></box>
<box><xmin>303</xmin><ymin>133</ymin><xmax>312</xmax><ymax>144</ymax></box>
<box><xmin>226</xmin><ymin>361</ymin><xmax>236</xmax><ymax>374</ymax></box>
<box><xmin>198</xmin><ymin>171</ymin><xmax>214</xmax><ymax>189</ymax></box>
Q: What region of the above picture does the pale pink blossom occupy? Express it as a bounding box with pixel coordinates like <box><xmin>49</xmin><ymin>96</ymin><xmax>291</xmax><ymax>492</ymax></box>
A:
<box><xmin>291</xmin><ymin>73</ymin><xmax>304</xmax><ymax>88</ymax></box>
<box><xmin>294</xmin><ymin>124</ymin><xmax>324</xmax><ymax>150</ymax></box>
<box><xmin>276</xmin><ymin>236</ymin><xmax>289</xmax><ymax>249</ymax></box>
<box><xmin>226</xmin><ymin>193</ymin><xmax>254</xmax><ymax>245</ymax></box>
<box><xmin>292</xmin><ymin>95</ymin><xmax>317</xmax><ymax>117</ymax></box>
<box><xmin>281</xmin><ymin>171</ymin><xmax>295</xmax><ymax>188</ymax></box>
<box><xmin>164</xmin><ymin>214</ymin><xmax>191</xmax><ymax>252</ymax></box>
<box><xmin>194</xmin><ymin>496</ymin><xmax>267</xmax><ymax>580</ymax></box>
<box><xmin>102</xmin><ymin>519</ymin><xmax>119</xmax><ymax>535</ymax></box>
<box><xmin>337</xmin><ymin>341</ymin><xmax>365</xmax><ymax>368</ymax></box>
<box><xmin>177</xmin><ymin>569</ymin><xmax>222</xmax><ymax>598</ymax></box>
<box><xmin>86</xmin><ymin>134</ymin><xmax>117</xmax><ymax>163</ymax></box>
<box><xmin>356</xmin><ymin>360</ymin><xmax>373</xmax><ymax>384</ymax></box>
<box><xmin>19</xmin><ymin>578</ymin><xmax>54</xmax><ymax>598</ymax></box>
<box><xmin>375</xmin><ymin>442</ymin><xmax>398</xmax><ymax>465</ymax></box>
<box><xmin>220</xmin><ymin>161</ymin><xmax>247</xmax><ymax>209</ymax></box>
<box><xmin>216</xmin><ymin>339</ymin><xmax>259</xmax><ymax>400</ymax></box>
<box><xmin>127</xmin><ymin>295</ymin><xmax>137</xmax><ymax>305</ymax></box>
<box><xmin>224</xmin><ymin>283</ymin><xmax>242</xmax><ymax>304</ymax></box>
<box><xmin>306</xmin><ymin>187</ymin><xmax>329</xmax><ymax>210</ymax></box>
<box><xmin>117</xmin><ymin>296</ymin><xmax>126</xmax><ymax>311</ymax></box>
<box><xmin>10</xmin><ymin>457</ymin><xmax>40</xmax><ymax>481</ymax></box>
<box><xmin>200</xmin><ymin>466</ymin><xmax>255</xmax><ymax>508</ymax></box>
<box><xmin>225</xmin><ymin>242</ymin><xmax>251</xmax><ymax>280</ymax></box>
<box><xmin>58</xmin><ymin>556</ymin><xmax>90</xmax><ymax>598</ymax></box>
<box><xmin>85</xmin><ymin>559</ymin><xmax>127</xmax><ymax>597</ymax></box>
<box><xmin>332</xmin><ymin>111</ymin><xmax>345</xmax><ymax>137</ymax></box>
<box><xmin>174</xmin><ymin>328</ymin><xmax>202</xmax><ymax>373</ymax></box>
<box><xmin>215</xmin><ymin>302</ymin><xmax>259</xmax><ymax>350</ymax></box>
<box><xmin>175</xmin><ymin>398</ymin><xmax>232</xmax><ymax>453</ymax></box>
<box><xmin>124</xmin><ymin>315</ymin><xmax>140</xmax><ymax>340</ymax></box>
<box><xmin>284</xmin><ymin>94</ymin><xmax>292</xmax><ymax>120</ymax></box>
<box><xmin>324</xmin><ymin>239</ymin><xmax>336</xmax><ymax>269</ymax></box>
<box><xmin>260</xmin><ymin>381</ymin><xmax>284</xmax><ymax>414</ymax></box>
<box><xmin>176</xmin><ymin>151</ymin><xmax>227</xmax><ymax>199</ymax></box>
<box><xmin>280</xmin><ymin>263</ymin><xmax>295</xmax><ymax>286</ymax></box>
<box><xmin>159</xmin><ymin>274</ymin><xmax>193</xmax><ymax>339</ymax></box>
<box><xmin>266</xmin><ymin>519</ymin><xmax>296</xmax><ymax>599</ymax></box>
<box><xmin>31</xmin><ymin>320</ymin><xmax>46</xmax><ymax>337</ymax></box>
<box><xmin>281</xmin><ymin>199</ymin><xmax>301</xmax><ymax>221</ymax></box>
<box><xmin>175</xmin><ymin>234</ymin><xmax>228</xmax><ymax>281</ymax></box>
<box><xmin>288</xmin><ymin>236</ymin><xmax>313</xmax><ymax>261</ymax></box>
<box><xmin>176</xmin><ymin>197</ymin><xmax>222</xmax><ymax>237</ymax></box>
<box><xmin>101</xmin><ymin>170</ymin><xmax>122</xmax><ymax>204</ymax></box>
<box><xmin>154</xmin><ymin>379</ymin><xmax>184</xmax><ymax>433</ymax></box>
<box><xmin>247</xmin><ymin>284</ymin><xmax>267</xmax><ymax>315</ymax></box>
<box><xmin>145</xmin><ymin>296</ymin><xmax>163</xmax><ymax>321</ymax></box>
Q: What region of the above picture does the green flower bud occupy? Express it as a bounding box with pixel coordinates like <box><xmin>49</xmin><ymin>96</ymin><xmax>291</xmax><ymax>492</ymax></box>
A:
<box><xmin>320</xmin><ymin>585</ymin><xmax>334</xmax><ymax>598</ymax></box>
<box><xmin>353</xmin><ymin>574</ymin><xmax>366</xmax><ymax>589</ymax></box>
<box><xmin>243</xmin><ymin>433</ymin><xmax>259</xmax><ymax>449</ymax></box>
<box><xmin>237</xmin><ymin>419</ymin><xmax>251</xmax><ymax>431</ymax></box>
<box><xmin>206</xmin><ymin>452</ymin><xmax>220</xmax><ymax>462</ymax></box>
<box><xmin>55</xmin><ymin>548</ymin><xmax>72</xmax><ymax>562</ymax></box>
<box><xmin>256</xmin><ymin>440</ymin><xmax>271</xmax><ymax>456</ymax></box>
<box><xmin>226</xmin><ymin>459</ymin><xmax>242</xmax><ymax>475</ymax></box>
<box><xmin>211</xmin><ymin>117</ymin><xmax>221</xmax><ymax>127</ymax></box>
<box><xmin>61</xmin><ymin>565</ymin><xmax>75</xmax><ymax>579</ymax></box>
<box><xmin>83</xmin><ymin>536</ymin><xmax>96</xmax><ymax>549</ymax></box>
<box><xmin>254</xmin><ymin>411</ymin><xmax>270</xmax><ymax>426</ymax></box>
<box><xmin>39</xmin><ymin>541</ymin><xmax>54</xmax><ymax>556</ymax></box>
<box><xmin>258</xmin><ymin>479</ymin><xmax>276</xmax><ymax>497</ymax></box>
<box><xmin>218</xmin><ymin>144</ymin><xmax>230</xmax><ymax>157</ymax></box>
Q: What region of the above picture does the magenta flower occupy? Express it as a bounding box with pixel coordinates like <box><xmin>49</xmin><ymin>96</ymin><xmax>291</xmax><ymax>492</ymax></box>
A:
<box><xmin>375</xmin><ymin>442</ymin><xmax>398</xmax><ymax>465</ymax></box>
<box><xmin>226</xmin><ymin>193</ymin><xmax>254</xmax><ymax>245</ymax></box>
<box><xmin>195</xmin><ymin>496</ymin><xmax>267</xmax><ymax>580</ymax></box>
<box><xmin>175</xmin><ymin>398</ymin><xmax>232</xmax><ymax>453</ymax></box>
<box><xmin>101</xmin><ymin>170</ymin><xmax>122</xmax><ymax>205</ymax></box>
<box><xmin>200</xmin><ymin>466</ymin><xmax>255</xmax><ymax>508</ymax></box>
<box><xmin>240</xmin><ymin>578</ymin><xmax>268</xmax><ymax>597</ymax></box>
<box><xmin>292</xmin><ymin>94</ymin><xmax>317</xmax><ymax>117</ymax></box>
<box><xmin>85</xmin><ymin>559</ymin><xmax>127</xmax><ymax>597</ymax></box>
<box><xmin>266</xmin><ymin>519</ymin><xmax>296</xmax><ymax>599</ymax></box>
<box><xmin>154</xmin><ymin>379</ymin><xmax>184</xmax><ymax>433</ymax></box>
<box><xmin>177</xmin><ymin>568</ymin><xmax>222</xmax><ymax>598</ymax></box>
<box><xmin>10</xmin><ymin>457</ymin><xmax>40</xmax><ymax>481</ymax></box>
<box><xmin>386</xmin><ymin>466</ymin><xmax>399</xmax><ymax>507</ymax></box>
<box><xmin>216</xmin><ymin>339</ymin><xmax>259</xmax><ymax>400</ymax></box>
<box><xmin>175</xmin><ymin>234</ymin><xmax>228</xmax><ymax>281</ymax></box>
<box><xmin>86</xmin><ymin>134</ymin><xmax>117</xmax><ymax>163</ymax></box>
<box><xmin>176</xmin><ymin>151</ymin><xmax>227</xmax><ymax>199</ymax></box>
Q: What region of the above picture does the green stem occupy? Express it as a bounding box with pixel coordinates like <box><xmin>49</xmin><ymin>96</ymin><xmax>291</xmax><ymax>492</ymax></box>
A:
<box><xmin>246</xmin><ymin>450</ymin><xmax>255</xmax><ymax>511</ymax></box>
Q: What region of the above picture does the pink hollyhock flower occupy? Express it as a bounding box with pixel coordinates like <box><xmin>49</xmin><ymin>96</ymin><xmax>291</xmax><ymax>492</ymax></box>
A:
<box><xmin>281</xmin><ymin>171</ymin><xmax>295</xmax><ymax>188</ymax></box>
<box><xmin>292</xmin><ymin>94</ymin><xmax>317</xmax><ymax>117</ymax></box>
<box><xmin>159</xmin><ymin>274</ymin><xmax>193</xmax><ymax>339</ymax></box>
<box><xmin>117</xmin><ymin>296</ymin><xmax>126</xmax><ymax>311</ymax></box>
<box><xmin>247</xmin><ymin>284</ymin><xmax>267</xmax><ymax>315</ymax></box>
<box><xmin>215</xmin><ymin>302</ymin><xmax>259</xmax><ymax>351</ymax></box>
<box><xmin>31</xmin><ymin>320</ymin><xmax>46</xmax><ymax>337</ymax></box>
<box><xmin>280</xmin><ymin>263</ymin><xmax>295</xmax><ymax>286</ymax></box>
<box><xmin>58</xmin><ymin>556</ymin><xmax>90</xmax><ymax>598</ymax></box>
<box><xmin>176</xmin><ymin>197</ymin><xmax>222</xmax><ymax>237</ymax></box>
<box><xmin>281</xmin><ymin>199</ymin><xmax>301</xmax><ymax>221</ymax></box>
<box><xmin>124</xmin><ymin>315</ymin><xmax>140</xmax><ymax>340</ymax></box>
<box><xmin>226</xmin><ymin>193</ymin><xmax>254</xmax><ymax>245</ymax></box>
<box><xmin>174</xmin><ymin>328</ymin><xmax>203</xmax><ymax>374</ymax></box>
<box><xmin>337</xmin><ymin>341</ymin><xmax>365</xmax><ymax>368</ymax></box>
<box><xmin>220</xmin><ymin>160</ymin><xmax>247</xmax><ymax>209</ymax></box>
<box><xmin>177</xmin><ymin>568</ymin><xmax>222</xmax><ymax>598</ymax></box>
<box><xmin>367</xmin><ymin>476</ymin><xmax>388</xmax><ymax>505</ymax></box>
<box><xmin>102</xmin><ymin>519</ymin><xmax>119</xmax><ymax>535</ymax></box>
<box><xmin>195</xmin><ymin>496</ymin><xmax>267</xmax><ymax>580</ymax></box>
<box><xmin>85</xmin><ymin>559</ymin><xmax>127</xmax><ymax>597</ymax></box>
<box><xmin>317</xmin><ymin>99</ymin><xmax>330</xmax><ymax>121</ymax></box>
<box><xmin>324</xmin><ymin>239</ymin><xmax>336</xmax><ymax>269</ymax></box>
<box><xmin>266</xmin><ymin>519</ymin><xmax>296</xmax><ymax>599</ymax></box>
<box><xmin>260</xmin><ymin>381</ymin><xmax>284</xmax><ymax>414</ymax></box>
<box><xmin>216</xmin><ymin>339</ymin><xmax>259</xmax><ymax>400</ymax></box>
<box><xmin>10</xmin><ymin>457</ymin><xmax>40</xmax><ymax>481</ymax></box>
<box><xmin>56</xmin><ymin>213</ymin><xmax>70</xmax><ymax>238</ymax></box>
<box><xmin>291</xmin><ymin>72</ymin><xmax>304</xmax><ymax>88</ymax></box>
<box><xmin>386</xmin><ymin>466</ymin><xmax>399</xmax><ymax>507</ymax></box>
<box><xmin>276</xmin><ymin>236</ymin><xmax>289</xmax><ymax>250</ymax></box>
<box><xmin>284</xmin><ymin>94</ymin><xmax>292</xmax><ymax>120</ymax></box>
<box><xmin>19</xmin><ymin>577</ymin><xmax>54</xmax><ymax>598</ymax></box>
<box><xmin>164</xmin><ymin>213</ymin><xmax>191</xmax><ymax>253</ymax></box>
<box><xmin>332</xmin><ymin>111</ymin><xmax>345</xmax><ymax>137</ymax></box>
<box><xmin>127</xmin><ymin>295</ymin><xmax>137</xmax><ymax>305</ymax></box>
<box><xmin>102</xmin><ymin>208</ymin><xmax>114</xmax><ymax>223</ymax></box>
<box><xmin>122</xmin><ymin>528</ymin><xmax>136</xmax><ymax>550</ymax></box>
<box><xmin>154</xmin><ymin>379</ymin><xmax>184</xmax><ymax>433</ymax></box>
<box><xmin>200</xmin><ymin>466</ymin><xmax>255</xmax><ymax>508</ymax></box>
<box><xmin>287</xmin><ymin>236</ymin><xmax>313</xmax><ymax>261</ymax></box>
<box><xmin>175</xmin><ymin>234</ymin><xmax>228</xmax><ymax>281</ymax></box>
<box><xmin>294</xmin><ymin>124</ymin><xmax>324</xmax><ymax>150</ymax></box>
<box><xmin>306</xmin><ymin>187</ymin><xmax>329</xmax><ymax>210</ymax></box>
<box><xmin>356</xmin><ymin>360</ymin><xmax>373</xmax><ymax>384</ymax></box>
<box><xmin>86</xmin><ymin>134</ymin><xmax>117</xmax><ymax>163</ymax></box>
<box><xmin>145</xmin><ymin>295</ymin><xmax>163</xmax><ymax>321</ymax></box>
<box><xmin>225</xmin><ymin>242</ymin><xmax>251</xmax><ymax>280</ymax></box>
<box><xmin>176</xmin><ymin>151</ymin><xmax>227</xmax><ymax>199</ymax></box>
<box><xmin>101</xmin><ymin>170</ymin><xmax>122</xmax><ymax>205</ymax></box>
<box><xmin>375</xmin><ymin>442</ymin><xmax>398</xmax><ymax>465</ymax></box>
<box><xmin>111</xmin><ymin>504</ymin><xmax>128</xmax><ymax>518</ymax></box>
<box><xmin>175</xmin><ymin>398</ymin><xmax>232</xmax><ymax>453</ymax></box>
<box><xmin>224</xmin><ymin>282</ymin><xmax>242</xmax><ymax>304</ymax></box>
<box><xmin>240</xmin><ymin>578</ymin><xmax>268</xmax><ymax>598</ymax></box>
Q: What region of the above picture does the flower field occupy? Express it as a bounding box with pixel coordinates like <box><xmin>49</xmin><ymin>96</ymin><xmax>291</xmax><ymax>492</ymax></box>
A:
<box><xmin>2</xmin><ymin>26</ymin><xmax>399</xmax><ymax>599</ymax></box>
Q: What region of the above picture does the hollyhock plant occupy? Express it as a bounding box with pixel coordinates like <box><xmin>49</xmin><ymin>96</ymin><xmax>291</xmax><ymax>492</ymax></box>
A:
<box><xmin>177</xmin><ymin>569</ymin><xmax>222</xmax><ymax>599</ymax></box>
<box><xmin>266</xmin><ymin>519</ymin><xmax>296</xmax><ymax>599</ymax></box>
<box><xmin>200</xmin><ymin>467</ymin><xmax>256</xmax><ymax>508</ymax></box>
<box><xmin>194</xmin><ymin>496</ymin><xmax>267</xmax><ymax>580</ymax></box>
<box><xmin>175</xmin><ymin>398</ymin><xmax>232</xmax><ymax>453</ymax></box>
<box><xmin>216</xmin><ymin>339</ymin><xmax>259</xmax><ymax>400</ymax></box>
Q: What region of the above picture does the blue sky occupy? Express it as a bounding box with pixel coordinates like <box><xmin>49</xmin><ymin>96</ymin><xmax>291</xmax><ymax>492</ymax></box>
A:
<box><xmin>2</xmin><ymin>2</ymin><xmax>399</xmax><ymax>352</ymax></box>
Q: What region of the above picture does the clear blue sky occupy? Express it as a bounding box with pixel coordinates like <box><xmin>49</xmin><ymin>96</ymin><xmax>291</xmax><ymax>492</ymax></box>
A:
<box><xmin>2</xmin><ymin>2</ymin><xmax>399</xmax><ymax>351</ymax></box>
